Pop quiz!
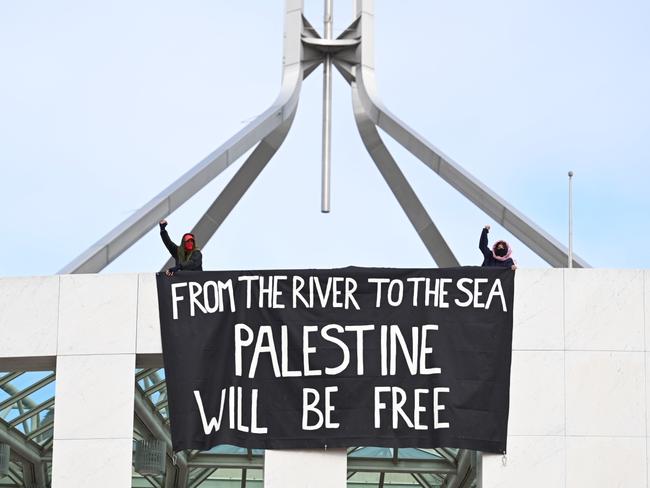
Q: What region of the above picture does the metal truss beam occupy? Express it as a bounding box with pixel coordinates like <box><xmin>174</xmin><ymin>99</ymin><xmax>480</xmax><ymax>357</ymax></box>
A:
<box><xmin>0</xmin><ymin>374</ymin><xmax>55</xmax><ymax>413</ymax></box>
<box><xmin>347</xmin><ymin>457</ymin><xmax>455</xmax><ymax>475</ymax></box>
<box><xmin>174</xmin><ymin>453</ymin><xmax>469</xmax><ymax>486</ymax></box>
<box><xmin>435</xmin><ymin>448</ymin><xmax>457</xmax><ymax>465</ymax></box>
<box><xmin>187</xmin><ymin>452</ymin><xmax>456</xmax><ymax>474</ymax></box>
<box><xmin>5</xmin><ymin>465</ymin><xmax>23</xmax><ymax>486</ymax></box>
<box><xmin>143</xmin><ymin>380</ymin><xmax>167</xmax><ymax>397</ymax></box>
<box><xmin>0</xmin><ymin>372</ymin><xmax>22</xmax><ymax>388</ymax></box>
<box><xmin>187</xmin><ymin>453</ymin><xmax>263</xmax><ymax>470</ymax></box>
<box><xmin>187</xmin><ymin>451</ymin><xmax>454</xmax><ymax>477</ymax></box>
<box><xmin>352</xmin><ymin>82</ymin><xmax>459</xmax><ymax>267</ymax></box>
<box><xmin>25</xmin><ymin>424</ymin><xmax>53</xmax><ymax>443</ymax></box>
<box><xmin>10</xmin><ymin>397</ymin><xmax>54</xmax><ymax>429</ymax></box>
<box><xmin>136</xmin><ymin>368</ymin><xmax>161</xmax><ymax>382</ymax></box>
<box><xmin>240</xmin><ymin>468</ymin><xmax>247</xmax><ymax>488</ymax></box>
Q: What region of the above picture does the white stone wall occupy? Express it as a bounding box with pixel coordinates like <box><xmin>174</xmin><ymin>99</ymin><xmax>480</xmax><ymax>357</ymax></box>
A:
<box><xmin>1</xmin><ymin>270</ymin><xmax>648</xmax><ymax>487</ymax></box>
<box><xmin>483</xmin><ymin>269</ymin><xmax>649</xmax><ymax>488</ymax></box>
<box><xmin>0</xmin><ymin>274</ymin><xmax>140</xmax><ymax>487</ymax></box>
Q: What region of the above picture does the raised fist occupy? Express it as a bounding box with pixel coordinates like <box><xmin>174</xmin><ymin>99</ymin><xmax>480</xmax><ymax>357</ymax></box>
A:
<box><xmin>484</xmin><ymin>225</ymin><xmax>491</xmax><ymax>231</ymax></box>
<box><xmin>159</xmin><ymin>219</ymin><xmax>168</xmax><ymax>230</ymax></box>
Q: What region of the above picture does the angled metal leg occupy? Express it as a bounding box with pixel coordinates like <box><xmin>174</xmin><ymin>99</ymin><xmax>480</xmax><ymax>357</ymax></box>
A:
<box><xmin>352</xmin><ymin>0</ymin><xmax>588</xmax><ymax>268</ymax></box>
<box><xmin>352</xmin><ymin>83</ymin><xmax>459</xmax><ymax>267</ymax></box>
<box><xmin>162</xmin><ymin>108</ymin><xmax>297</xmax><ymax>271</ymax></box>
<box><xmin>60</xmin><ymin>1</ymin><xmax>307</xmax><ymax>274</ymax></box>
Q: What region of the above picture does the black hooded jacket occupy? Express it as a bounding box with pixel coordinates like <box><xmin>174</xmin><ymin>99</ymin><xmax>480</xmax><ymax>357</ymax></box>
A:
<box><xmin>479</xmin><ymin>228</ymin><xmax>514</xmax><ymax>268</ymax></box>
<box><xmin>160</xmin><ymin>229</ymin><xmax>203</xmax><ymax>272</ymax></box>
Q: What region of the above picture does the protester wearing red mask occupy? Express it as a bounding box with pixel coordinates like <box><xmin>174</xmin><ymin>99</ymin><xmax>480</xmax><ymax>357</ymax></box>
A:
<box><xmin>159</xmin><ymin>219</ymin><xmax>203</xmax><ymax>276</ymax></box>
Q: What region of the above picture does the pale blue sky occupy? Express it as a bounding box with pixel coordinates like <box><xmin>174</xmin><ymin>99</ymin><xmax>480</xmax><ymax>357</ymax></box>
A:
<box><xmin>1</xmin><ymin>0</ymin><xmax>649</xmax><ymax>277</ymax></box>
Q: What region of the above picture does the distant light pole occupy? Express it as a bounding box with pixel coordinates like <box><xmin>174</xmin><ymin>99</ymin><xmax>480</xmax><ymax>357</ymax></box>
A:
<box><xmin>568</xmin><ymin>171</ymin><xmax>574</xmax><ymax>268</ymax></box>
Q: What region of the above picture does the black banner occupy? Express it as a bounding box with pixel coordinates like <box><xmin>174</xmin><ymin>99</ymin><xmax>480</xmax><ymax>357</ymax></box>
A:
<box><xmin>156</xmin><ymin>266</ymin><xmax>514</xmax><ymax>453</ymax></box>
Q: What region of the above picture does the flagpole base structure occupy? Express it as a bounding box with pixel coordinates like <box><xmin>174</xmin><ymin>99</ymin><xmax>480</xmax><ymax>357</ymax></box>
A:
<box><xmin>62</xmin><ymin>0</ymin><xmax>588</xmax><ymax>276</ymax></box>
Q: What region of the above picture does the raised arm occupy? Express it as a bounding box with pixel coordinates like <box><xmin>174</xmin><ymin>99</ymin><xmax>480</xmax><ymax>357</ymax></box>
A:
<box><xmin>479</xmin><ymin>225</ymin><xmax>492</xmax><ymax>260</ymax></box>
<box><xmin>159</xmin><ymin>220</ymin><xmax>178</xmax><ymax>259</ymax></box>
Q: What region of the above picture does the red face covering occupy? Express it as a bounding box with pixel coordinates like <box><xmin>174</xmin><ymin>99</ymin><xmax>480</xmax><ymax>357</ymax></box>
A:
<box><xmin>182</xmin><ymin>234</ymin><xmax>195</xmax><ymax>251</ymax></box>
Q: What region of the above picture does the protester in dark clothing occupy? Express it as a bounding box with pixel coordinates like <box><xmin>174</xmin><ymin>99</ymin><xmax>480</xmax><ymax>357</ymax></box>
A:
<box><xmin>479</xmin><ymin>225</ymin><xmax>516</xmax><ymax>270</ymax></box>
<box><xmin>159</xmin><ymin>220</ymin><xmax>203</xmax><ymax>276</ymax></box>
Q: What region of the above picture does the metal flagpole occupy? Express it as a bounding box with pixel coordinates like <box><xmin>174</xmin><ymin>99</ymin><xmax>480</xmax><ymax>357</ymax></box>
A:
<box><xmin>321</xmin><ymin>0</ymin><xmax>333</xmax><ymax>213</ymax></box>
<box><xmin>568</xmin><ymin>170</ymin><xmax>574</xmax><ymax>268</ymax></box>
